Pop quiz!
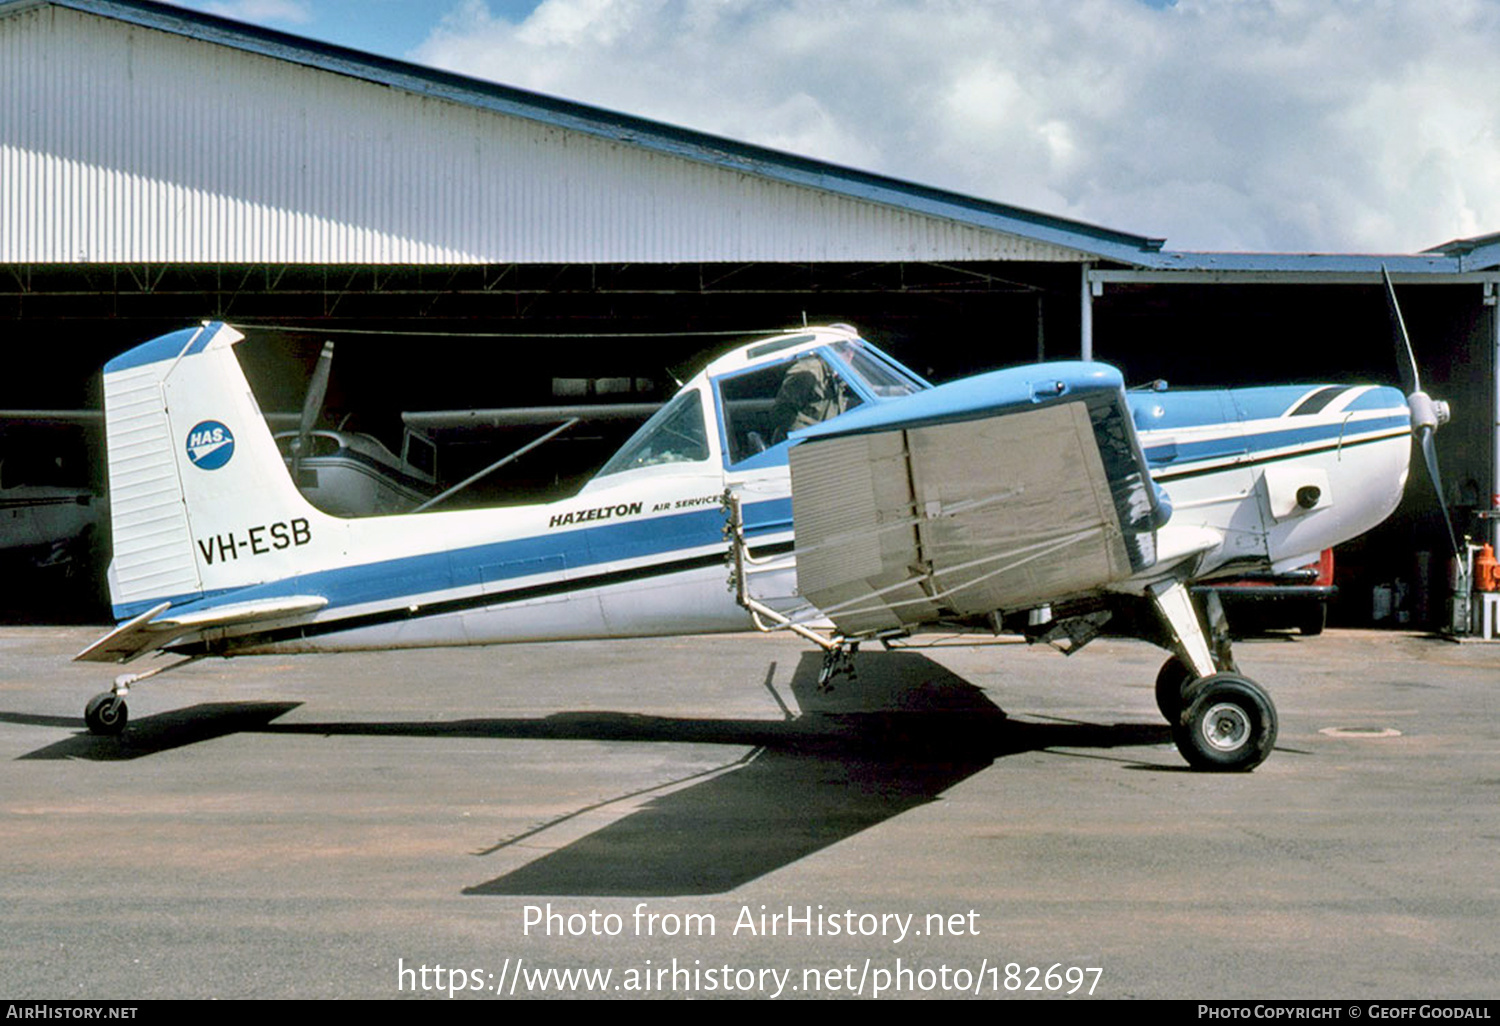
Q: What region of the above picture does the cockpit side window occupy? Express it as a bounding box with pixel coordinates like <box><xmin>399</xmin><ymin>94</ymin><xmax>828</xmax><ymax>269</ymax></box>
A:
<box><xmin>719</xmin><ymin>351</ymin><xmax>864</xmax><ymax>465</ymax></box>
<box><xmin>596</xmin><ymin>388</ymin><xmax>710</xmax><ymax>478</ymax></box>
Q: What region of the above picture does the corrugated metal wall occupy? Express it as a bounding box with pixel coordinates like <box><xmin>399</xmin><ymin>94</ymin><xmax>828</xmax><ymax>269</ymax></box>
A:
<box><xmin>0</xmin><ymin>6</ymin><xmax>1086</xmax><ymax>265</ymax></box>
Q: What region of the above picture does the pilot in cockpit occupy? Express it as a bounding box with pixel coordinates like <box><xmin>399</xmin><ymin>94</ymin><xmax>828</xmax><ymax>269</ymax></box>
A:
<box><xmin>770</xmin><ymin>353</ymin><xmax>853</xmax><ymax>442</ymax></box>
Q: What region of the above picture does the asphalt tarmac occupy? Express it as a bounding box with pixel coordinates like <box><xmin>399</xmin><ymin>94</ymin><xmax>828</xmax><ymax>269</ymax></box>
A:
<box><xmin>1</xmin><ymin>626</ymin><xmax>1496</xmax><ymax>1000</ymax></box>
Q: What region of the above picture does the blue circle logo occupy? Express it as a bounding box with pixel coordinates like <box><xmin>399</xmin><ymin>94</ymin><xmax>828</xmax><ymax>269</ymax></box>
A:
<box><xmin>185</xmin><ymin>420</ymin><xmax>235</xmax><ymax>470</ymax></box>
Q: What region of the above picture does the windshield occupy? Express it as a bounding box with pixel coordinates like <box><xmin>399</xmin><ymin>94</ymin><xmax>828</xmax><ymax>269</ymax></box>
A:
<box><xmin>595</xmin><ymin>388</ymin><xmax>710</xmax><ymax>478</ymax></box>
<box><xmin>828</xmin><ymin>340</ymin><xmax>926</xmax><ymax>397</ymax></box>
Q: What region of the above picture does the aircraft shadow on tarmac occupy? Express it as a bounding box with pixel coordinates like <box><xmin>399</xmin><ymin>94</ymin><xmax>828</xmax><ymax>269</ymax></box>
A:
<box><xmin>10</xmin><ymin>702</ymin><xmax>306</xmax><ymax>760</ymax></box>
<box><xmin>8</xmin><ymin>652</ymin><xmax>1169</xmax><ymax>895</ymax></box>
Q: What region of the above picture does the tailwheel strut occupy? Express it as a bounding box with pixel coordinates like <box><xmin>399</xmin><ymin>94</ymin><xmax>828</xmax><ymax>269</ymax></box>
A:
<box><xmin>82</xmin><ymin>654</ymin><xmax>205</xmax><ymax>737</ymax></box>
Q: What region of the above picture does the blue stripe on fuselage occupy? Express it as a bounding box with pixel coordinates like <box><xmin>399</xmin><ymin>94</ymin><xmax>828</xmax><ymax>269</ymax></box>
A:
<box><xmin>1143</xmin><ymin>414</ymin><xmax>1409</xmax><ymax>470</ymax></box>
<box><xmin>113</xmin><ymin>496</ymin><xmax>791</xmax><ymax>624</ymax></box>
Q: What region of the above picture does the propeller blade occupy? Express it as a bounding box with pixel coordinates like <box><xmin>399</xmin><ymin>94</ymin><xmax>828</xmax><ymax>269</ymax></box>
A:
<box><xmin>1418</xmin><ymin>426</ymin><xmax>1462</xmax><ymax>561</ymax></box>
<box><xmin>1381</xmin><ymin>265</ymin><xmax>1420</xmax><ymax>396</ymax></box>
<box><xmin>294</xmin><ymin>340</ymin><xmax>334</xmax><ymax>476</ymax></box>
<box><xmin>1383</xmin><ymin>267</ymin><xmax>1462</xmax><ymax>564</ymax></box>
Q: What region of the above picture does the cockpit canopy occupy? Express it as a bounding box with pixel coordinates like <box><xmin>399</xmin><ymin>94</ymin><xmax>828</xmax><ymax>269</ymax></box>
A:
<box><xmin>592</xmin><ymin>330</ymin><xmax>927</xmax><ymax>482</ymax></box>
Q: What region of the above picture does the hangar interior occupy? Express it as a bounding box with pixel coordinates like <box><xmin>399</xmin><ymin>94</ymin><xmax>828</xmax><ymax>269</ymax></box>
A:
<box><xmin>3</xmin><ymin>0</ymin><xmax>1497</xmax><ymax>630</ymax></box>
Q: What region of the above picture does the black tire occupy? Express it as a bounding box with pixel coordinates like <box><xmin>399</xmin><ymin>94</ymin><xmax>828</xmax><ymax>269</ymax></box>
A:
<box><xmin>1299</xmin><ymin>603</ymin><xmax>1327</xmax><ymax>637</ymax></box>
<box><xmin>1173</xmin><ymin>674</ymin><xmax>1277</xmax><ymax>772</ymax></box>
<box><xmin>1154</xmin><ymin>656</ymin><xmax>1194</xmax><ymax>721</ymax></box>
<box><xmin>84</xmin><ymin>692</ymin><xmax>128</xmax><ymax>736</ymax></box>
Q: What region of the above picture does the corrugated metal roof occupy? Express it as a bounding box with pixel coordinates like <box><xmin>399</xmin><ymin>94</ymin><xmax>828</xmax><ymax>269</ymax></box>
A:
<box><xmin>0</xmin><ymin>0</ymin><xmax>1171</xmax><ymax>266</ymax></box>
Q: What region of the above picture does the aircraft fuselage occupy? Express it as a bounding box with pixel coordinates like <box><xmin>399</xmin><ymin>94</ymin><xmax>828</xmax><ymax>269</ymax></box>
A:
<box><xmin>94</xmin><ymin>326</ymin><xmax>1409</xmax><ymax>659</ymax></box>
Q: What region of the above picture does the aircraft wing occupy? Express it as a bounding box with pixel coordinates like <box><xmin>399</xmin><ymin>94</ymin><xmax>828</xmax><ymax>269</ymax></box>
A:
<box><xmin>75</xmin><ymin>595</ymin><xmax>328</xmax><ymax>664</ymax></box>
<box><xmin>0</xmin><ymin>409</ymin><xmax>103</xmax><ymax>426</ymax></box>
<box><xmin>0</xmin><ymin>409</ymin><xmax>301</xmax><ymax>429</ymax></box>
<box><xmin>788</xmin><ymin>363</ymin><xmax>1166</xmax><ymax>637</ymax></box>
<box><xmin>402</xmin><ymin>404</ymin><xmax>661</xmax><ymax>430</ymax></box>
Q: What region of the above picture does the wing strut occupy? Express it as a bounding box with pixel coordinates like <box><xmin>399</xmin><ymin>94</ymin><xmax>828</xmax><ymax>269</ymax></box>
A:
<box><xmin>723</xmin><ymin>490</ymin><xmax>864</xmax><ymax>690</ymax></box>
<box><xmin>412</xmin><ymin>418</ymin><xmax>578</xmax><ymax>513</ymax></box>
<box><xmin>724</xmin><ymin>490</ymin><xmax>841</xmax><ymax>652</ymax></box>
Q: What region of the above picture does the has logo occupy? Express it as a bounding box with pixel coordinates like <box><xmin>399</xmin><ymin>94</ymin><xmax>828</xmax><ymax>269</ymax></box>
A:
<box><xmin>185</xmin><ymin>420</ymin><xmax>235</xmax><ymax>470</ymax></box>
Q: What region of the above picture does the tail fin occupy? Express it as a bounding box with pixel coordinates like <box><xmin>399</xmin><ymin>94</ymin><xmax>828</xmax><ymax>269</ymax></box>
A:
<box><xmin>102</xmin><ymin>322</ymin><xmax>331</xmax><ymax>620</ymax></box>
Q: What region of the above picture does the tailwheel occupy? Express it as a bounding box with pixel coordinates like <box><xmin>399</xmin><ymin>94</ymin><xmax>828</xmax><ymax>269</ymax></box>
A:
<box><xmin>1173</xmin><ymin>673</ymin><xmax>1277</xmax><ymax>772</ymax></box>
<box><xmin>84</xmin><ymin>692</ymin><xmax>128</xmax><ymax>736</ymax></box>
<box><xmin>1154</xmin><ymin>656</ymin><xmax>1193</xmax><ymax>721</ymax></box>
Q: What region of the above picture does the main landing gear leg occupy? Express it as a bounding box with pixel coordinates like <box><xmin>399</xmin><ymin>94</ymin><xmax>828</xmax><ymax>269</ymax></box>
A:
<box><xmin>83</xmin><ymin>655</ymin><xmax>205</xmax><ymax>737</ymax></box>
<box><xmin>1148</xmin><ymin>580</ymin><xmax>1277</xmax><ymax>772</ymax></box>
<box><xmin>816</xmin><ymin>641</ymin><xmax>859</xmax><ymax>692</ymax></box>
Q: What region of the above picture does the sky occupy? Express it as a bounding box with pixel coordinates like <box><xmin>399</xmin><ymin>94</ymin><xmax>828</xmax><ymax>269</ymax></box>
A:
<box><xmin>179</xmin><ymin>0</ymin><xmax>1500</xmax><ymax>255</ymax></box>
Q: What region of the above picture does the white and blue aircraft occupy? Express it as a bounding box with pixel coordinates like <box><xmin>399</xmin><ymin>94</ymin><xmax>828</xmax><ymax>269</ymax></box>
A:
<box><xmin>75</xmin><ymin>289</ymin><xmax>1438</xmax><ymax>771</ymax></box>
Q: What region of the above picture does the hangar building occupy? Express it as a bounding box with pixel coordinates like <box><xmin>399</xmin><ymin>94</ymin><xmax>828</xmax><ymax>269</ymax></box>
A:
<box><xmin>2</xmin><ymin>0</ymin><xmax>1497</xmax><ymax>627</ymax></box>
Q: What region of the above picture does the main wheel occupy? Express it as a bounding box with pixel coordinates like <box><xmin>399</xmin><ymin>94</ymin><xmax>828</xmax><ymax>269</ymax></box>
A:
<box><xmin>1154</xmin><ymin>656</ymin><xmax>1194</xmax><ymax>720</ymax></box>
<box><xmin>84</xmin><ymin>692</ymin><xmax>128</xmax><ymax>736</ymax></box>
<box><xmin>1173</xmin><ymin>674</ymin><xmax>1277</xmax><ymax>772</ymax></box>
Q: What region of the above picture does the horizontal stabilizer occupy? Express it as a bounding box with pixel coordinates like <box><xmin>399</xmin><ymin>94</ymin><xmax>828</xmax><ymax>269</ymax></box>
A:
<box><xmin>73</xmin><ymin>602</ymin><xmax>173</xmax><ymax>664</ymax></box>
<box><xmin>75</xmin><ymin>595</ymin><xmax>327</xmax><ymax>664</ymax></box>
<box><xmin>154</xmin><ymin>595</ymin><xmax>329</xmax><ymax>629</ymax></box>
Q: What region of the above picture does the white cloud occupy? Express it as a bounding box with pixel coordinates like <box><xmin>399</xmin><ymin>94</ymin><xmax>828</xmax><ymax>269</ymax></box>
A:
<box><xmin>413</xmin><ymin>0</ymin><xmax>1500</xmax><ymax>252</ymax></box>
